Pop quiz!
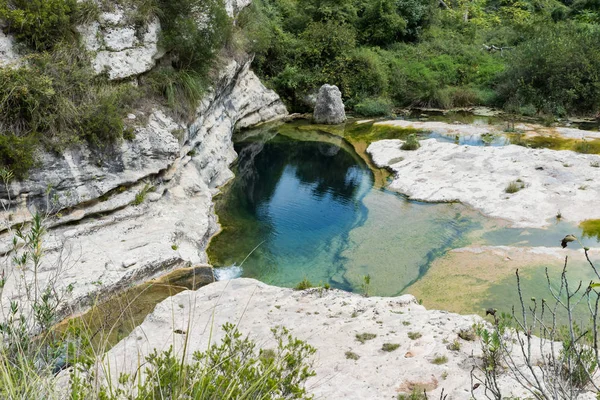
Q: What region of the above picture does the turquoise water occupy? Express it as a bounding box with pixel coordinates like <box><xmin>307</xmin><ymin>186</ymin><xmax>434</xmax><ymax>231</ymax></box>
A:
<box><xmin>210</xmin><ymin>126</ymin><xmax>484</xmax><ymax>295</ymax></box>
<box><xmin>208</xmin><ymin>123</ymin><xmax>599</xmax><ymax>302</ymax></box>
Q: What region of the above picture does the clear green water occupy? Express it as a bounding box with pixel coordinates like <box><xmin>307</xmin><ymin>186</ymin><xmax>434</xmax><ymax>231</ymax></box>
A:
<box><xmin>208</xmin><ymin>122</ymin><xmax>600</xmax><ymax>310</ymax></box>
<box><xmin>208</xmin><ymin>127</ymin><xmax>487</xmax><ymax>294</ymax></box>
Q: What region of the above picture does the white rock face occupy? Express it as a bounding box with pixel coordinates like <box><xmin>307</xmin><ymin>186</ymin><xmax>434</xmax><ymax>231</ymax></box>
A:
<box><xmin>78</xmin><ymin>7</ymin><xmax>162</xmax><ymax>80</ymax></box>
<box><xmin>104</xmin><ymin>278</ymin><xmax>554</xmax><ymax>399</ymax></box>
<box><xmin>224</xmin><ymin>0</ymin><xmax>253</xmax><ymax>16</ymax></box>
<box><xmin>0</xmin><ymin>30</ymin><xmax>20</xmax><ymax>67</ymax></box>
<box><xmin>376</xmin><ymin>119</ymin><xmax>600</xmax><ymax>141</ymax></box>
<box><xmin>368</xmin><ymin>139</ymin><xmax>600</xmax><ymax>228</ymax></box>
<box><xmin>0</xmin><ymin>58</ymin><xmax>287</xmax><ymax>317</ymax></box>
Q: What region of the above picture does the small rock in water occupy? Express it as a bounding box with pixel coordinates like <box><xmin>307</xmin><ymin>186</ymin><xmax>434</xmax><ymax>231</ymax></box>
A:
<box><xmin>313</xmin><ymin>84</ymin><xmax>346</xmax><ymax>125</ymax></box>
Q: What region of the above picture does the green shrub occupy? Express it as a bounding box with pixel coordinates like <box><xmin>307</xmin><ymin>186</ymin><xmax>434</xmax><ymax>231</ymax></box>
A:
<box><xmin>407</xmin><ymin>331</ymin><xmax>422</xmax><ymax>340</ymax></box>
<box><xmin>295</xmin><ymin>277</ymin><xmax>313</xmax><ymax>290</ymax></box>
<box><xmin>145</xmin><ymin>67</ymin><xmax>208</xmax><ymax>120</ymax></box>
<box><xmin>157</xmin><ymin>0</ymin><xmax>232</xmax><ymax>72</ymax></box>
<box><xmin>0</xmin><ymin>134</ymin><xmax>37</xmax><ymax>179</ymax></box>
<box><xmin>0</xmin><ymin>65</ymin><xmax>56</xmax><ymax>137</ymax></box>
<box><xmin>0</xmin><ymin>45</ymin><xmax>140</xmax><ymax>175</ymax></box>
<box><xmin>431</xmin><ymin>354</ymin><xmax>448</xmax><ymax>364</ymax></box>
<box><xmin>354</xmin><ymin>97</ymin><xmax>393</xmax><ymax>117</ymax></box>
<box><xmin>519</xmin><ymin>104</ymin><xmax>538</xmax><ymax>116</ymax></box>
<box><xmin>0</xmin><ymin>218</ymin><xmax>316</xmax><ymax>398</ymax></box>
<box><xmin>0</xmin><ymin>0</ymin><xmax>78</xmax><ymax>50</ymax></box>
<box><xmin>505</xmin><ymin>180</ymin><xmax>525</xmax><ymax>194</ymax></box>
<box><xmin>447</xmin><ymin>339</ymin><xmax>461</xmax><ymax>351</ymax></box>
<box><xmin>382</xmin><ymin>343</ymin><xmax>400</xmax><ymax>352</ymax></box>
<box><xmin>128</xmin><ymin>324</ymin><xmax>316</xmax><ymax>399</ymax></box>
<box><xmin>401</xmin><ymin>134</ymin><xmax>421</xmax><ymax>150</ymax></box>
<box><xmin>498</xmin><ymin>23</ymin><xmax>600</xmax><ymax>115</ymax></box>
<box><xmin>458</xmin><ymin>328</ymin><xmax>476</xmax><ymax>341</ymax></box>
<box><xmin>398</xmin><ymin>389</ymin><xmax>428</xmax><ymax>400</ymax></box>
<box><xmin>356</xmin><ymin>333</ymin><xmax>377</xmax><ymax>343</ymax></box>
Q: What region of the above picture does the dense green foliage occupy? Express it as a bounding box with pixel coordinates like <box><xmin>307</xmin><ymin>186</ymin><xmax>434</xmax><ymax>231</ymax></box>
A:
<box><xmin>241</xmin><ymin>0</ymin><xmax>600</xmax><ymax>116</ymax></box>
<box><xmin>0</xmin><ymin>46</ymin><xmax>139</xmax><ymax>176</ymax></box>
<box><xmin>0</xmin><ymin>0</ymin><xmax>78</xmax><ymax>50</ymax></box>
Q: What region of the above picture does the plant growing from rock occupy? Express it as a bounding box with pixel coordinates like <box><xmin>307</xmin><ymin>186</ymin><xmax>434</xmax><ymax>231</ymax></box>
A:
<box><xmin>447</xmin><ymin>340</ymin><xmax>461</xmax><ymax>351</ymax></box>
<box><xmin>356</xmin><ymin>333</ymin><xmax>377</xmax><ymax>344</ymax></box>
<box><xmin>0</xmin><ymin>211</ymin><xmax>317</xmax><ymax>398</ymax></box>
<box><xmin>472</xmin><ymin>235</ymin><xmax>600</xmax><ymax>399</ymax></box>
<box><xmin>504</xmin><ymin>179</ymin><xmax>525</xmax><ymax>194</ymax></box>
<box><xmin>401</xmin><ymin>134</ymin><xmax>420</xmax><ymax>151</ymax></box>
<box><xmin>295</xmin><ymin>277</ymin><xmax>313</xmax><ymax>290</ymax></box>
<box><xmin>431</xmin><ymin>354</ymin><xmax>448</xmax><ymax>365</ymax></box>
<box><xmin>408</xmin><ymin>331</ymin><xmax>422</xmax><ymax>340</ymax></box>
<box><xmin>361</xmin><ymin>274</ymin><xmax>371</xmax><ymax>297</ymax></box>
<box><xmin>382</xmin><ymin>343</ymin><xmax>400</xmax><ymax>352</ymax></box>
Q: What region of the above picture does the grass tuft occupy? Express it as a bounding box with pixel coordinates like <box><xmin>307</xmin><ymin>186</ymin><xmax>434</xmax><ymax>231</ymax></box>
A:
<box><xmin>505</xmin><ymin>180</ymin><xmax>525</xmax><ymax>194</ymax></box>
<box><xmin>295</xmin><ymin>277</ymin><xmax>313</xmax><ymax>290</ymax></box>
<box><xmin>382</xmin><ymin>343</ymin><xmax>400</xmax><ymax>352</ymax></box>
<box><xmin>356</xmin><ymin>333</ymin><xmax>377</xmax><ymax>344</ymax></box>
<box><xmin>431</xmin><ymin>354</ymin><xmax>448</xmax><ymax>365</ymax></box>
<box><xmin>401</xmin><ymin>134</ymin><xmax>421</xmax><ymax>151</ymax></box>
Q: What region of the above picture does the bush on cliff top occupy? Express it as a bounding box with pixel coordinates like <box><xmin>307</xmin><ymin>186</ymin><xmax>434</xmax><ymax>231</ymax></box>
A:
<box><xmin>0</xmin><ymin>0</ymin><xmax>234</xmax><ymax>177</ymax></box>
<box><xmin>0</xmin><ymin>46</ymin><xmax>139</xmax><ymax>176</ymax></box>
<box><xmin>0</xmin><ymin>0</ymin><xmax>78</xmax><ymax>51</ymax></box>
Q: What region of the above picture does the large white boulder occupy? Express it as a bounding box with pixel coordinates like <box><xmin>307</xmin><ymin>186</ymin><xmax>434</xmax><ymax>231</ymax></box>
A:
<box><xmin>313</xmin><ymin>84</ymin><xmax>347</xmax><ymax>125</ymax></box>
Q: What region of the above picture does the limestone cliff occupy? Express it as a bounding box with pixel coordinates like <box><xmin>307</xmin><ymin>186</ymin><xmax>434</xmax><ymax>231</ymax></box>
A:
<box><xmin>0</xmin><ymin>0</ymin><xmax>287</xmax><ymax>316</ymax></box>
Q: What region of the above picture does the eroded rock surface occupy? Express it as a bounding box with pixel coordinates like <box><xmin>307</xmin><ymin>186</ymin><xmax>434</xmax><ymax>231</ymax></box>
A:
<box><xmin>368</xmin><ymin>139</ymin><xmax>600</xmax><ymax>228</ymax></box>
<box><xmin>376</xmin><ymin>119</ymin><xmax>600</xmax><ymax>141</ymax></box>
<box><xmin>0</xmin><ymin>56</ymin><xmax>287</xmax><ymax>317</ymax></box>
<box><xmin>104</xmin><ymin>278</ymin><xmax>555</xmax><ymax>399</ymax></box>
<box><xmin>0</xmin><ymin>30</ymin><xmax>20</xmax><ymax>67</ymax></box>
<box><xmin>77</xmin><ymin>5</ymin><xmax>162</xmax><ymax>80</ymax></box>
<box><xmin>313</xmin><ymin>84</ymin><xmax>346</xmax><ymax>125</ymax></box>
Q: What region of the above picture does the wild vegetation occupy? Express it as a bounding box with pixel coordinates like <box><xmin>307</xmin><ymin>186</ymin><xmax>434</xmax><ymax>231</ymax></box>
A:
<box><xmin>240</xmin><ymin>0</ymin><xmax>600</xmax><ymax>117</ymax></box>
<box><xmin>0</xmin><ymin>207</ymin><xmax>316</xmax><ymax>399</ymax></box>
<box><xmin>472</xmin><ymin>237</ymin><xmax>600</xmax><ymax>399</ymax></box>
<box><xmin>0</xmin><ymin>0</ymin><xmax>233</xmax><ymax>177</ymax></box>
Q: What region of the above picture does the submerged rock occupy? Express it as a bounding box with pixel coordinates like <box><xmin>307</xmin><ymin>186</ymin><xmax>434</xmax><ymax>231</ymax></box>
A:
<box><xmin>313</xmin><ymin>84</ymin><xmax>346</xmax><ymax>125</ymax></box>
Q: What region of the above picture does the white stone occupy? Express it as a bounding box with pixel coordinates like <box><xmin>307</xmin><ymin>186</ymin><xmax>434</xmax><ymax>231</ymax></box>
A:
<box><xmin>103</xmin><ymin>278</ymin><xmax>569</xmax><ymax>400</ymax></box>
<box><xmin>313</xmin><ymin>84</ymin><xmax>346</xmax><ymax>125</ymax></box>
<box><xmin>0</xmin><ymin>30</ymin><xmax>21</xmax><ymax>67</ymax></box>
<box><xmin>80</xmin><ymin>11</ymin><xmax>162</xmax><ymax>80</ymax></box>
<box><xmin>224</xmin><ymin>0</ymin><xmax>252</xmax><ymax>16</ymax></box>
<box><xmin>103</xmin><ymin>26</ymin><xmax>137</xmax><ymax>51</ymax></box>
<box><xmin>0</xmin><ymin>57</ymin><xmax>288</xmax><ymax>321</ymax></box>
<box><xmin>368</xmin><ymin>139</ymin><xmax>600</xmax><ymax>228</ymax></box>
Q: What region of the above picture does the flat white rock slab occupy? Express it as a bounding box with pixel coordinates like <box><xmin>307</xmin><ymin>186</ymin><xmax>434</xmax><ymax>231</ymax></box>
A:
<box><xmin>105</xmin><ymin>278</ymin><xmax>542</xmax><ymax>399</ymax></box>
<box><xmin>367</xmin><ymin>139</ymin><xmax>600</xmax><ymax>228</ymax></box>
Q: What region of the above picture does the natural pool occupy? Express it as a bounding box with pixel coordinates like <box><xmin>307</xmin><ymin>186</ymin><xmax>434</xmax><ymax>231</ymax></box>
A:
<box><xmin>208</xmin><ymin>121</ymin><xmax>600</xmax><ymax>315</ymax></box>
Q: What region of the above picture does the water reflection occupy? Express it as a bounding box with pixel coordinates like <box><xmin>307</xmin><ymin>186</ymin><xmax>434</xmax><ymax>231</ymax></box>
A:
<box><xmin>208</xmin><ymin>126</ymin><xmax>482</xmax><ymax>293</ymax></box>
